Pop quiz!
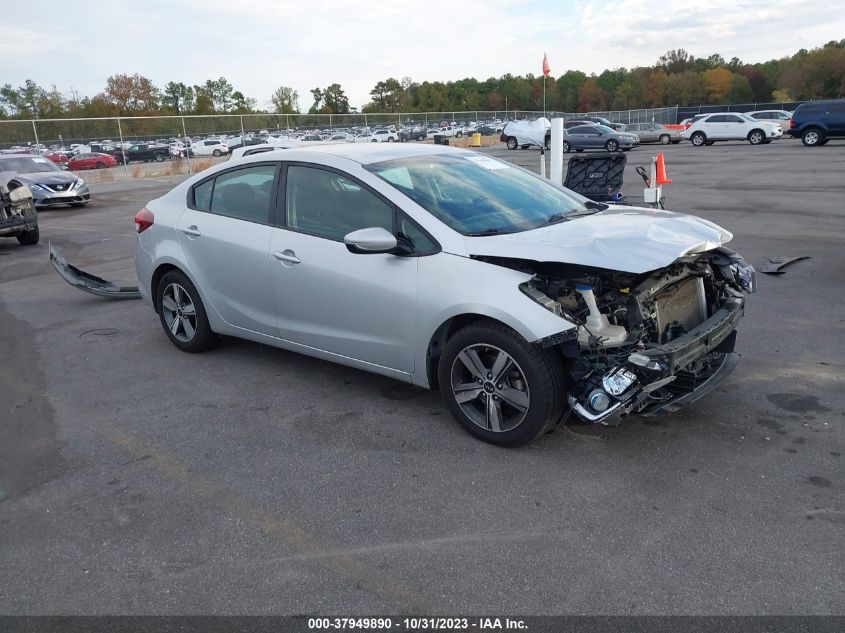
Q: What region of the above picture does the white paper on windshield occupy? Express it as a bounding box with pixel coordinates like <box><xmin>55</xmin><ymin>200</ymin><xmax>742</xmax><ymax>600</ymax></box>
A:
<box><xmin>32</xmin><ymin>157</ymin><xmax>49</xmax><ymax>163</ymax></box>
<box><xmin>465</xmin><ymin>155</ymin><xmax>509</xmax><ymax>170</ymax></box>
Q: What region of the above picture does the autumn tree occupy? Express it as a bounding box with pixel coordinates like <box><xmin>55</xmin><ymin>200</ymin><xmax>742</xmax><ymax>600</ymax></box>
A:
<box><xmin>703</xmin><ymin>68</ymin><xmax>733</xmax><ymax>103</ymax></box>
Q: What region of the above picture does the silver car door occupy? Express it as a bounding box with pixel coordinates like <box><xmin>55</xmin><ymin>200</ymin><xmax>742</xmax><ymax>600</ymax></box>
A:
<box><xmin>268</xmin><ymin>164</ymin><xmax>419</xmax><ymax>372</ymax></box>
<box><xmin>175</xmin><ymin>163</ymin><xmax>279</xmax><ymax>336</ymax></box>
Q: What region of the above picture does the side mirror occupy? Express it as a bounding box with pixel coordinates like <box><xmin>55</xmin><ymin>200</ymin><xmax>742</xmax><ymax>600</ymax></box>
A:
<box><xmin>344</xmin><ymin>227</ymin><xmax>398</xmax><ymax>254</ymax></box>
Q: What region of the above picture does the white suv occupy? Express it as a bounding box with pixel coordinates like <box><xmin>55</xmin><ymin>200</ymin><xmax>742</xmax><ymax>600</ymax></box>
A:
<box><xmin>684</xmin><ymin>112</ymin><xmax>783</xmax><ymax>146</ymax></box>
<box><xmin>372</xmin><ymin>129</ymin><xmax>399</xmax><ymax>143</ymax></box>
<box><xmin>191</xmin><ymin>139</ymin><xmax>230</xmax><ymax>156</ymax></box>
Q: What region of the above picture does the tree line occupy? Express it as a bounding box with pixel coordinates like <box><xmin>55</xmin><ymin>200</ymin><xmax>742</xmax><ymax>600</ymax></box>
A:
<box><xmin>2</xmin><ymin>40</ymin><xmax>843</xmax><ymax>120</ymax></box>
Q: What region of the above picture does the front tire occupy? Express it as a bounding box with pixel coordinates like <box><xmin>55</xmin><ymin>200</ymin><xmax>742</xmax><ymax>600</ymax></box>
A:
<box><xmin>659</xmin><ymin>134</ymin><xmax>671</xmax><ymax>144</ymax></box>
<box><xmin>605</xmin><ymin>139</ymin><xmax>619</xmax><ymax>152</ymax></box>
<box><xmin>156</xmin><ymin>271</ymin><xmax>216</xmax><ymax>353</ymax></box>
<box><xmin>802</xmin><ymin>128</ymin><xmax>823</xmax><ymax>146</ymax></box>
<box><xmin>690</xmin><ymin>131</ymin><xmax>706</xmax><ymax>146</ymax></box>
<box><xmin>438</xmin><ymin>320</ymin><xmax>566</xmax><ymax>447</ymax></box>
<box><xmin>748</xmin><ymin>129</ymin><xmax>765</xmax><ymax>145</ymax></box>
<box><xmin>563</xmin><ymin>141</ymin><xmax>571</xmax><ymax>153</ymax></box>
<box><xmin>155</xmin><ymin>153</ymin><xmax>165</xmax><ymax>162</ymax></box>
<box><xmin>506</xmin><ymin>137</ymin><xmax>518</xmax><ymax>150</ymax></box>
<box><xmin>16</xmin><ymin>227</ymin><xmax>39</xmax><ymax>245</ymax></box>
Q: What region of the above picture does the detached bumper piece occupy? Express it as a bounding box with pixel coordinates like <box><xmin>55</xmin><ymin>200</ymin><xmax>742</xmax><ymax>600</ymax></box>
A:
<box><xmin>567</xmin><ymin>297</ymin><xmax>744</xmax><ymax>425</ymax></box>
<box><xmin>49</xmin><ymin>243</ymin><xmax>141</xmax><ymax>300</ymax></box>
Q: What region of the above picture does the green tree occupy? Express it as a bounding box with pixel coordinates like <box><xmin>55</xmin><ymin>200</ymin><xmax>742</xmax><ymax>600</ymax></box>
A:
<box><xmin>162</xmin><ymin>82</ymin><xmax>195</xmax><ymax>114</ymax></box>
<box><xmin>270</xmin><ymin>86</ymin><xmax>299</xmax><ymax>113</ymax></box>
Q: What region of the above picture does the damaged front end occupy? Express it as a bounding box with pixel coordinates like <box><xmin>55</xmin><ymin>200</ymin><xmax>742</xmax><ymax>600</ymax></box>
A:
<box><xmin>518</xmin><ymin>248</ymin><xmax>756</xmax><ymax>425</ymax></box>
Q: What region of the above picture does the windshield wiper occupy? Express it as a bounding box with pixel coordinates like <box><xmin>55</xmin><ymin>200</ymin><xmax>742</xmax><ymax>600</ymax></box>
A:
<box><xmin>466</xmin><ymin>228</ymin><xmax>510</xmax><ymax>236</ymax></box>
<box><xmin>585</xmin><ymin>200</ymin><xmax>609</xmax><ymax>210</ymax></box>
<box><xmin>545</xmin><ymin>212</ymin><xmax>570</xmax><ymax>224</ymax></box>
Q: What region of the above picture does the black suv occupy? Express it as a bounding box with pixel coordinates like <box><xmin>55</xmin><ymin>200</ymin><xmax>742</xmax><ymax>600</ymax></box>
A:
<box><xmin>786</xmin><ymin>99</ymin><xmax>845</xmax><ymax>146</ymax></box>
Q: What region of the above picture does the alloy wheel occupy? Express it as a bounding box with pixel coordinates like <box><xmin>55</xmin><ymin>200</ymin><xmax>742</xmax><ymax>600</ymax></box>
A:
<box><xmin>161</xmin><ymin>283</ymin><xmax>197</xmax><ymax>343</ymax></box>
<box><xmin>450</xmin><ymin>344</ymin><xmax>530</xmax><ymax>433</ymax></box>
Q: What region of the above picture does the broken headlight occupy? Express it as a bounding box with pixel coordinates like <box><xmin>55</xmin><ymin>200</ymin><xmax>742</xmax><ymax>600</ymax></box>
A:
<box><xmin>728</xmin><ymin>254</ymin><xmax>757</xmax><ymax>294</ymax></box>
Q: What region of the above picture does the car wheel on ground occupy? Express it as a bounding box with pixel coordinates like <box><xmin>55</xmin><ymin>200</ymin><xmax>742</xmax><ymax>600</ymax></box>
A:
<box><xmin>506</xmin><ymin>137</ymin><xmax>518</xmax><ymax>150</ymax></box>
<box><xmin>155</xmin><ymin>153</ymin><xmax>166</xmax><ymax>162</ymax></box>
<box><xmin>95</xmin><ymin>162</ymin><xmax>105</xmax><ymax>169</ymax></box>
<box><xmin>563</xmin><ymin>141</ymin><xmax>571</xmax><ymax>153</ymax></box>
<box><xmin>605</xmin><ymin>139</ymin><xmax>619</xmax><ymax>151</ymax></box>
<box><xmin>212</xmin><ymin>149</ymin><xmax>222</xmax><ymax>157</ymax></box>
<box><xmin>156</xmin><ymin>270</ymin><xmax>216</xmax><ymax>353</ymax></box>
<box><xmin>748</xmin><ymin>129</ymin><xmax>765</xmax><ymax>145</ymax></box>
<box><xmin>690</xmin><ymin>132</ymin><xmax>707</xmax><ymax>146</ymax></box>
<box><xmin>544</xmin><ymin>138</ymin><xmax>551</xmax><ymax>150</ymax></box>
<box><xmin>16</xmin><ymin>227</ymin><xmax>39</xmax><ymax>245</ymax></box>
<box><xmin>437</xmin><ymin>319</ymin><xmax>565</xmax><ymax>447</ymax></box>
<box><xmin>659</xmin><ymin>134</ymin><xmax>671</xmax><ymax>144</ymax></box>
<box><xmin>802</xmin><ymin>128</ymin><xmax>823</xmax><ymax>146</ymax></box>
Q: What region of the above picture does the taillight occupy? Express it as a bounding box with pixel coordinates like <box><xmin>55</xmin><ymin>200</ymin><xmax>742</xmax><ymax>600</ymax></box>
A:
<box><xmin>134</xmin><ymin>207</ymin><xmax>154</xmax><ymax>234</ymax></box>
<box><xmin>789</xmin><ymin>119</ymin><xmax>795</xmax><ymax>129</ymax></box>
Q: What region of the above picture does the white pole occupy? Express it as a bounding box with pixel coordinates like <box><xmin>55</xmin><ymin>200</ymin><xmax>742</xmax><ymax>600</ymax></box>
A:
<box><xmin>550</xmin><ymin>117</ymin><xmax>564</xmax><ymax>184</ymax></box>
<box><xmin>117</xmin><ymin>118</ymin><xmax>129</xmax><ymax>178</ymax></box>
<box><xmin>540</xmin><ymin>148</ymin><xmax>546</xmax><ymax>179</ymax></box>
<box><xmin>181</xmin><ymin>116</ymin><xmax>192</xmax><ymax>174</ymax></box>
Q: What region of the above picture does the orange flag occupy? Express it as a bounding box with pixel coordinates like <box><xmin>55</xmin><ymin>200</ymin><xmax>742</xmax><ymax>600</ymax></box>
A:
<box><xmin>542</xmin><ymin>52</ymin><xmax>550</xmax><ymax>77</ymax></box>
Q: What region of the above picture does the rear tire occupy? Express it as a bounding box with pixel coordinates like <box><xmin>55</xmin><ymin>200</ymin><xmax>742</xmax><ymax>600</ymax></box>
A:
<box><xmin>659</xmin><ymin>134</ymin><xmax>671</xmax><ymax>144</ymax></box>
<box><xmin>95</xmin><ymin>162</ymin><xmax>105</xmax><ymax>169</ymax></box>
<box><xmin>155</xmin><ymin>153</ymin><xmax>165</xmax><ymax>162</ymax></box>
<box><xmin>16</xmin><ymin>227</ymin><xmax>39</xmax><ymax>245</ymax></box>
<box><xmin>563</xmin><ymin>141</ymin><xmax>571</xmax><ymax>153</ymax></box>
<box><xmin>506</xmin><ymin>137</ymin><xmax>518</xmax><ymax>150</ymax></box>
<box><xmin>156</xmin><ymin>270</ymin><xmax>216</xmax><ymax>353</ymax></box>
<box><xmin>437</xmin><ymin>319</ymin><xmax>566</xmax><ymax>447</ymax></box>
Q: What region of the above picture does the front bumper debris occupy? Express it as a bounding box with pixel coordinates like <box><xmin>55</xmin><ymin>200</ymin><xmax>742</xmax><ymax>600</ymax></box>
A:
<box><xmin>49</xmin><ymin>243</ymin><xmax>141</xmax><ymax>300</ymax></box>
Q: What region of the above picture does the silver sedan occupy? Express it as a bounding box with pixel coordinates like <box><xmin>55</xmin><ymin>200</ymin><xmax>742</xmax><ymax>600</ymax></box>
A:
<box><xmin>134</xmin><ymin>144</ymin><xmax>754</xmax><ymax>446</ymax></box>
<box><xmin>623</xmin><ymin>122</ymin><xmax>684</xmax><ymax>144</ymax></box>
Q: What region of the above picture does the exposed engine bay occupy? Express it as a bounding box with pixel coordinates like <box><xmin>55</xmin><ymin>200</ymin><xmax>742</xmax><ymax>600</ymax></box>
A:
<box><xmin>496</xmin><ymin>247</ymin><xmax>756</xmax><ymax>425</ymax></box>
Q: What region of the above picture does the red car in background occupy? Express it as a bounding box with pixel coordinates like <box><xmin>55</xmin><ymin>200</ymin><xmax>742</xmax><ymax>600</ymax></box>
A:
<box><xmin>45</xmin><ymin>152</ymin><xmax>71</xmax><ymax>164</ymax></box>
<box><xmin>67</xmin><ymin>152</ymin><xmax>119</xmax><ymax>170</ymax></box>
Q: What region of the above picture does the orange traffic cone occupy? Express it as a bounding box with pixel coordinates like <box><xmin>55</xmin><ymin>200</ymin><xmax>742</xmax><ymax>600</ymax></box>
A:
<box><xmin>655</xmin><ymin>152</ymin><xmax>672</xmax><ymax>185</ymax></box>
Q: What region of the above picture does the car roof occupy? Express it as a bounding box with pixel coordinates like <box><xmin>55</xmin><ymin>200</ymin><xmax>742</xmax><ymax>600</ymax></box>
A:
<box><xmin>290</xmin><ymin>142</ymin><xmax>462</xmax><ymax>165</ymax></box>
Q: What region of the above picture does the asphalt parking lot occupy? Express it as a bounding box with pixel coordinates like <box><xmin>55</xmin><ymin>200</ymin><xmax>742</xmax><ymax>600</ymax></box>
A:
<box><xmin>1</xmin><ymin>139</ymin><xmax>843</xmax><ymax>615</ymax></box>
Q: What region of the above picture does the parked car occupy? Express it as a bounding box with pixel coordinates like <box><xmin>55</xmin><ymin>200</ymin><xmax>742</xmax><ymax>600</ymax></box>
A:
<box><xmin>45</xmin><ymin>152</ymin><xmax>71</xmax><ymax>165</ymax></box>
<box><xmin>116</xmin><ymin>143</ymin><xmax>172</xmax><ymax>163</ymax></box>
<box><xmin>747</xmin><ymin>109</ymin><xmax>793</xmax><ymax>128</ymax></box>
<box><xmin>131</xmin><ymin>143</ymin><xmax>754</xmax><ymax>446</ymax></box>
<box><xmin>501</xmin><ymin>118</ymin><xmax>551</xmax><ymax>149</ymax></box>
<box><xmin>785</xmin><ymin>99</ymin><xmax>845</xmax><ymax>146</ymax></box>
<box><xmin>684</xmin><ymin>113</ymin><xmax>783</xmax><ymax>146</ymax></box>
<box><xmin>570</xmin><ymin>115</ymin><xmax>623</xmax><ymax>131</ymax></box>
<box><xmin>680</xmin><ymin>114</ymin><xmax>708</xmax><ymax>129</ymax></box>
<box><xmin>623</xmin><ymin>123</ymin><xmax>683</xmax><ymax>144</ymax></box>
<box><xmin>400</xmin><ymin>127</ymin><xmax>427</xmax><ymax>142</ymax></box>
<box><xmin>0</xmin><ymin>154</ymin><xmax>90</xmax><ymax>208</ymax></box>
<box><xmin>191</xmin><ymin>139</ymin><xmax>230</xmax><ymax>157</ymax></box>
<box><xmin>68</xmin><ymin>152</ymin><xmax>119</xmax><ymax>170</ymax></box>
<box><xmin>563</xmin><ymin>125</ymin><xmax>639</xmax><ymax>152</ymax></box>
<box><xmin>354</xmin><ymin>132</ymin><xmax>377</xmax><ymax>143</ymax></box>
<box><xmin>372</xmin><ymin>129</ymin><xmax>399</xmax><ymax>142</ymax></box>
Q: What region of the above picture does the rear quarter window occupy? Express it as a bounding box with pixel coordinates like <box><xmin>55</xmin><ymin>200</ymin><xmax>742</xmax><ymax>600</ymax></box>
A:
<box><xmin>797</xmin><ymin>104</ymin><xmax>823</xmax><ymax>117</ymax></box>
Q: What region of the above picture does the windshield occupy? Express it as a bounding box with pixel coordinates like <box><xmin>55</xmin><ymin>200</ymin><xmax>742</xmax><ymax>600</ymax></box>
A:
<box><xmin>365</xmin><ymin>154</ymin><xmax>589</xmax><ymax>235</ymax></box>
<box><xmin>0</xmin><ymin>156</ymin><xmax>63</xmax><ymax>174</ymax></box>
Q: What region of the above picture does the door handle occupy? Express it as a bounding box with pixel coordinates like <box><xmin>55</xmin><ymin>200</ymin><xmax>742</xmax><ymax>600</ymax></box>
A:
<box><xmin>180</xmin><ymin>226</ymin><xmax>202</xmax><ymax>237</ymax></box>
<box><xmin>273</xmin><ymin>250</ymin><xmax>301</xmax><ymax>264</ymax></box>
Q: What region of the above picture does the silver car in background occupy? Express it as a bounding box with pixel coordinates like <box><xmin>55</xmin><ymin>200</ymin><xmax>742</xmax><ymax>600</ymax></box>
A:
<box><xmin>562</xmin><ymin>124</ymin><xmax>639</xmax><ymax>152</ymax></box>
<box><xmin>622</xmin><ymin>122</ymin><xmax>683</xmax><ymax>144</ymax></box>
<box><xmin>0</xmin><ymin>154</ymin><xmax>90</xmax><ymax>208</ymax></box>
<box><xmin>134</xmin><ymin>144</ymin><xmax>754</xmax><ymax>446</ymax></box>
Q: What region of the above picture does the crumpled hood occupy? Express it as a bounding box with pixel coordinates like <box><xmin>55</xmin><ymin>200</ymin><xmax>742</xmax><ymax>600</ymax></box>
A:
<box><xmin>464</xmin><ymin>206</ymin><xmax>732</xmax><ymax>274</ymax></box>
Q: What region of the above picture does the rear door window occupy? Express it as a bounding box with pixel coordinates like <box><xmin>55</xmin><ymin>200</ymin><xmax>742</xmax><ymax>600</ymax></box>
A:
<box><xmin>191</xmin><ymin>164</ymin><xmax>278</xmax><ymax>224</ymax></box>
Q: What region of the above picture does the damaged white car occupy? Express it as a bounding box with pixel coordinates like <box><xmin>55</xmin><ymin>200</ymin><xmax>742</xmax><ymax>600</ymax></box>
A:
<box><xmin>59</xmin><ymin>144</ymin><xmax>756</xmax><ymax>446</ymax></box>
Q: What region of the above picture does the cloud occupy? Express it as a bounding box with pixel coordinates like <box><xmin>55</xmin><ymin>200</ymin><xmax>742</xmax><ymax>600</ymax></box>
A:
<box><xmin>0</xmin><ymin>0</ymin><xmax>843</xmax><ymax>109</ymax></box>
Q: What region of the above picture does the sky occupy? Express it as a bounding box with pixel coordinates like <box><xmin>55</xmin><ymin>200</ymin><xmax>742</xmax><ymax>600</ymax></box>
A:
<box><xmin>1</xmin><ymin>0</ymin><xmax>843</xmax><ymax>110</ymax></box>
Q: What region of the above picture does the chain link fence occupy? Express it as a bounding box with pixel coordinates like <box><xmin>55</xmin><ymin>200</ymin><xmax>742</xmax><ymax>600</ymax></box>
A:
<box><xmin>0</xmin><ymin>103</ymin><xmax>801</xmax><ymax>182</ymax></box>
